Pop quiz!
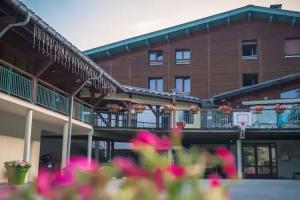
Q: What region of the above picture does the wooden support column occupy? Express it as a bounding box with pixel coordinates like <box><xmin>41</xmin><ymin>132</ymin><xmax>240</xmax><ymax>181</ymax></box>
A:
<box><xmin>236</xmin><ymin>139</ymin><xmax>243</xmax><ymax>179</ymax></box>
<box><xmin>156</xmin><ymin>105</ymin><xmax>160</xmax><ymax>128</ymax></box>
<box><xmin>32</xmin><ymin>77</ymin><xmax>37</xmax><ymax>102</ymax></box>
<box><xmin>127</xmin><ymin>102</ymin><xmax>132</xmax><ymax>127</ymax></box>
<box><xmin>87</xmin><ymin>130</ymin><xmax>93</xmax><ymax>165</ymax></box>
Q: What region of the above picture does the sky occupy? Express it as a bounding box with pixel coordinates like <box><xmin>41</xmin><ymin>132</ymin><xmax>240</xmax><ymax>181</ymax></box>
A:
<box><xmin>21</xmin><ymin>0</ymin><xmax>300</xmax><ymax>51</ymax></box>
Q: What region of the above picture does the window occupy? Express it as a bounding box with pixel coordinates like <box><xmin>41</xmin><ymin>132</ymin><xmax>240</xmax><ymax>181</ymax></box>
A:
<box><xmin>243</xmin><ymin>73</ymin><xmax>258</xmax><ymax>86</ymax></box>
<box><xmin>281</xmin><ymin>88</ymin><xmax>300</xmax><ymax>99</ymax></box>
<box><xmin>284</xmin><ymin>38</ymin><xmax>300</xmax><ymax>58</ymax></box>
<box><xmin>149</xmin><ymin>77</ymin><xmax>163</xmax><ymax>92</ymax></box>
<box><xmin>242</xmin><ymin>40</ymin><xmax>258</xmax><ymax>59</ymax></box>
<box><xmin>175</xmin><ymin>77</ymin><xmax>190</xmax><ymax>96</ymax></box>
<box><xmin>178</xmin><ymin>111</ymin><xmax>194</xmax><ymax>124</ymax></box>
<box><xmin>148</xmin><ymin>50</ymin><xmax>163</xmax><ymax>66</ymax></box>
<box><xmin>175</xmin><ymin>49</ymin><xmax>190</xmax><ymax>64</ymax></box>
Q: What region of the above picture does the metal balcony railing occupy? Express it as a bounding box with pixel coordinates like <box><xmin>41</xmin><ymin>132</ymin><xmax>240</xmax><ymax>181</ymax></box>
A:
<box><xmin>73</xmin><ymin>101</ymin><xmax>93</xmax><ymax>124</ymax></box>
<box><xmin>0</xmin><ymin>65</ymin><xmax>33</xmax><ymax>101</ymax></box>
<box><xmin>36</xmin><ymin>84</ymin><xmax>69</xmax><ymax>115</ymax></box>
<box><xmin>94</xmin><ymin>108</ymin><xmax>300</xmax><ymax>130</ymax></box>
<box><xmin>0</xmin><ymin>65</ymin><xmax>92</xmax><ymax>124</ymax></box>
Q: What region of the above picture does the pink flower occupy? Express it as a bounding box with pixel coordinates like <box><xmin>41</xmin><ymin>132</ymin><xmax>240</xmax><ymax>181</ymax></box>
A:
<box><xmin>215</xmin><ymin>147</ymin><xmax>234</xmax><ymax>165</ymax></box>
<box><xmin>36</xmin><ymin>169</ymin><xmax>53</xmax><ymax>197</ymax></box>
<box><xmin>113</xmin><ymin>157</ymin><xmax>148</xmax><ymax>177</ymax></box>
<box><xmin>208</xmin><ymin>174</ymin><xmax>223</xmax><ymax>188</ymax></box>
<box><xmin>167</xmin><ymin>165</ymin><xmax>185</xmax><ymax>178</ymax></box>
<box><xmin>215</xmin><ymin>147</ymin><xmax>237</xmax><ymax>178</ymax></box>
<box><xmin>68</xmin><ymin>156</ymin><xmax>98</xmax><ymax>172</ymax></box>
<box><xmin>0</xmin><ymin>185</ymin><xmax>14</xmax><ymax>199</ymax></box>
<box><xmin>154</xmin><ymin>168</ymin><xmax>165</xmax><ymax>192</ymax></box>
<box><xmin>79</xmin><ymin>185</ymin><xmax>93</xmax><ymax>199</ymax></box>
<box><xmin>53</xmin><ymin>170</ymin><xmax>74</xmax><ymax>186</ymax></box>
<box><xmin>130</xmin><ymin>131</ymin><xmax>171</xmax><ymax>151</ymax></box>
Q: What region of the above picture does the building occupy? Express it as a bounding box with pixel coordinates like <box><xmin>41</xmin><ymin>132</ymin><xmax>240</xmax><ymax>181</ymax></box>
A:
<box><xmin>0</xmin><ymin>0</ymin><xmax>299</xmax><ymax>183</ymax></box>
<box><xmin>85</xmin><ymin>4</ymin><xmax>300</xmax><ymax>179</ymax></box>
<box><xmin>85</xmin><ymin>4</ymin><xmax>300</xmax><ymax>99</ymax></box>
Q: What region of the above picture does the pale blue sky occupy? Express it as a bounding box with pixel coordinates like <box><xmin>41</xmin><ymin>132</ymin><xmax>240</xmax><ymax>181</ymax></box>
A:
<box><xmin>21</xmin><ymin>0</ymin><xmax>300</xmax><ymax>51</ymax></box>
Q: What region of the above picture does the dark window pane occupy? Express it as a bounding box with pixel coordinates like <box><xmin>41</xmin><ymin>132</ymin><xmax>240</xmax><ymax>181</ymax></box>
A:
<box><xmin>243</xmin><ymin>146</ymin><xmax>255</xmax><ymax>166</ymax></box>
<box><xmin>242</xmin><ymin>41</ymin><xmax>258</xmax><ymax>58</ymax></box>
<box><xmin>285</xmin><ymin>39</ymin><xmax>300</xmax><ymax>56</ymax></box>
<box><xmin>243</xmin><ymin>73</ymin><xmax>258</xmax><ymax>86</ymax></box>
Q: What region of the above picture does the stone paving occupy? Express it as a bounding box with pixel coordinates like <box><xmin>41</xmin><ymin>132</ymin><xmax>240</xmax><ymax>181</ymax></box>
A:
<box><xmin>230</xmin><ymin>180</ymin><xmax>300</xmax><ymax>200</ymax></box>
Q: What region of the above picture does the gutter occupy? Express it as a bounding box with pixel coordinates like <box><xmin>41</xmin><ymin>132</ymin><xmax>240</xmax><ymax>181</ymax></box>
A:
<box><xmin>0</xmin><ymin>12</ymin><xmax>30</xmax><ymax>38</ymax></box>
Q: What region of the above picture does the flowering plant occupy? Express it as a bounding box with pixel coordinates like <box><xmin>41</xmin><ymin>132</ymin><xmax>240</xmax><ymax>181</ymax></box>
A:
<box><xmin>2</xmin><ymin>129</ymin><xmax>237</xmax><ymax>200</ymax></box>
<box><xmin>253</xmin><ymin>105</ymin><xmax>264</xmax><ymax>113</ymax></box>
<box><xmin>274</xmin><ymin>104</ymin><xmax>286</xmax><ymax>113</ymax></box>
<box><xmin>218</xmin><ymin>105</ymin><xmax>233</xmax><ymax>114</ymax></box>
<box><xmin>162</xmin><ymin>104</ymin><xmax>175</xmax><ymax>113</ymax></box>
<box><xmin>4</xmin><ymin>160</ymin><xmax>31</xmax><ymax>169</ymax></box>
<box><xmin>132</xmin><ymin>103</ymin><xmax>146</xmax><ymax>113</ymax></box>
<box><xmin>106</xmin><ymin>104</ymin><xmax>122</xmax><ymax>112</ymax></box>
<box><xmin>189</xmin><ymin>104</ymin><xmax>200</xmax><ymax>114</ymax></box>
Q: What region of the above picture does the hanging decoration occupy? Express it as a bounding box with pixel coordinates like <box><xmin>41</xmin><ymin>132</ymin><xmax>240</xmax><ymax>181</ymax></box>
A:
<box><xmin>33</xmin><ymin>24</ymin><xmax>116</xmax><ymax>96</ymax></box>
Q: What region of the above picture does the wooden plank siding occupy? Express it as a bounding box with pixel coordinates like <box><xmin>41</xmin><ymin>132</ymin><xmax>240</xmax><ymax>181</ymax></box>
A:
<box><xmin>94</xmin><ymin>20</ymin><xmax>300</xmax><ymax>99</ymax></box>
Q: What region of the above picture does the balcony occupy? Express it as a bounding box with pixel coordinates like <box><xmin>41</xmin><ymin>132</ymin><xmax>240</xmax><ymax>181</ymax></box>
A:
<box><xmin>94</xmin><ymin>107</ymin><xmax>300</xmax><ymax>130</ymax></box>
<box><xmin>0</xmin><ymin>65</ymin><xmax>92</xmax><ymax>124</ymax></box>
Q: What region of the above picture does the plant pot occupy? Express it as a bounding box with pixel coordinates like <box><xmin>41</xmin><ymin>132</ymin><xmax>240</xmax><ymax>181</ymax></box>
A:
<box><xmin>108</xmin><ymin>108</ymin><xmax>118</xmax><ymax>113</ymax></box>
<box><xmin>6</xmin><ymin>166</ymin><xmax>29</xmax><ymax>185</ymax></box>
<box><xmin>134</xmin><ymin>109</ymin><xmax>144</xmax><ymax>113</ymax></box>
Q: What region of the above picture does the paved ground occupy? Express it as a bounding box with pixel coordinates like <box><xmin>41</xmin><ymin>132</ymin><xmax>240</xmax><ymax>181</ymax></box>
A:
<box><xmin>230</xmin><ymin>180</ymin><xmax>300</xmax><ymax>200</ymax></box>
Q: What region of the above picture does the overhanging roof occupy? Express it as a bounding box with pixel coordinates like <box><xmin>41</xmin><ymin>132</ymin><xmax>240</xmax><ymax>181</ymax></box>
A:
<box><xmin>84</xmin><ymin>5</ymin><xmax>300</xmax><ymax>58</ymax></box>
<box><xmin>213</xmin><ymin>72</ymin><xmax>300</xmax><ymax>101</ymax></box>
<box><xmin>5</xmin><ymin>0</ymin><xmax>124</xmax><ymax>92</ymax></box>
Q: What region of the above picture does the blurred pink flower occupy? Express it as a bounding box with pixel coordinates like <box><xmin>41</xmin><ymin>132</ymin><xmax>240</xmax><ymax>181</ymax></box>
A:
<box><xmin>36</xmin><ymin>169</ymin><xmax>53</xmax><ymax>197</ymax></box>
<box><xmin>215</xmin><ymin>147</ymin><xmax>237</xmax><ymax>178</ymax></box>
<box><xmin>130</xmin><ymin>131</ymin><xmax>171</xmax><ymax>151</ymax></box>
<box><xmin>154</xmin><ymin>168</ymin><xmax>165</xmax><ymax>192</ymax></box>
<box><xmin>215</xmin><ymin>147</ymin><xmax>234</xmax><ymax>165</ymax></box>
<box><xmin>0</xmin><ymin>185</ymin><xmax>14</xmax><ymax>199</ymax></box>
<box><xmin>53</xmin><ymin>170</ymin><xmax>74</xmax><ymax>187</ymax></box>
<box><xmin>167</xmin><ymin>165</ymin><xmax>185</xmax><ymax>178</ymax></box>
<box><xmin>79</xmin><ymin>184</ymin><xmax>93</xmax><ymax>199</ymax></box>
<box><xmin>208</xmin><ymin>174</ymin><xmax>222</xmax><ymax>188</ymax></box>
<box><xmin>113</xmin><ymin>157</ymin><xmax>148</xmax><ymax>177</ymax></box>
<box><xmin>68</xmin><ymin>156</ymin><xmax>98</xmax><ymax>172</ymax></box>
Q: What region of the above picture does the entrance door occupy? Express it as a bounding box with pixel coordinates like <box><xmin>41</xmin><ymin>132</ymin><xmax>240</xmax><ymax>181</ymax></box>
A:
<box><xmin>242</xmin><ymin>144</ymin><xmax>277</xmax><ymax>178</ymax></box>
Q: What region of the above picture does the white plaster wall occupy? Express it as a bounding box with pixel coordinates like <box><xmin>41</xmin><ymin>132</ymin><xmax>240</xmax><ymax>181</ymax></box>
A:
<box><xmin>0</xmin><ymin>111</ymin><xmax>63</xmax><ymax>183</ymax></box>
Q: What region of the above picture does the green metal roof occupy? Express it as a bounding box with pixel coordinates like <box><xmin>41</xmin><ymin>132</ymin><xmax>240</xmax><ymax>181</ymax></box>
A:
<box><xmin>84</xmin><ymin>5</ymin><xmax>300</xmax><ymax>58</ymax></box>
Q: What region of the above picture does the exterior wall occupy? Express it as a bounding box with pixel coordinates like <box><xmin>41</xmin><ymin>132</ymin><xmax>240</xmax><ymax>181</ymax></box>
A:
<box><xmin>0</xmin><ymin>111</ymin><xmax>64</xmax><ymax>183</ymax></box>
<box><xmin>94</xmin><ymin>20</ymin><xmax>300</xmax><ymax>99</ymax></box>
<box><xmin>242</xmin><ymin>140</ymin><xmax>300</xmax><ymax>179</ymax></box>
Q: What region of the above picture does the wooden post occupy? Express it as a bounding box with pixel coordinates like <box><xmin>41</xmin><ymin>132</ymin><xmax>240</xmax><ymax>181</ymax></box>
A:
<box><xmin>32</xmin><ymin>77</ymin><xmax>37</xmax><ymax>102</ymax></box>
<box><xmin>127</xmin><ymin>102</ymin><xmax>132</xmax><ymax>127</ymax></box>
<box><xmin>156</xmin><ymin>105</ymin><xmax>160</xmax><ymax>128</ymax></box>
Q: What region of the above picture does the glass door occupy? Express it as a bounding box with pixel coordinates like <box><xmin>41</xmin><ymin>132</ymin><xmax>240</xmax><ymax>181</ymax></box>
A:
<box><xmin>242</xmin><ymin>144</ymin><xmax>277</xmax><ymax>178</ymax></box>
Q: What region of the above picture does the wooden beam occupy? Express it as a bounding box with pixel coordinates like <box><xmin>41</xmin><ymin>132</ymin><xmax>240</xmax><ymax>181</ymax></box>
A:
<box><xmin>185</xmin><ymin>29</ymin><xmax>190</xmax><ymax>37</ymax></box>
<box><xmin>165</xmin><ymin>34</ymin><xmax>170</xmax><ymax>43</ymax></box>
<box><xmin>248</xmin><ymin>12</ymin><xmax>252</xmax><ymax>22</ymax></box>
<box><xmin>227</xmin><ymin>17</ymin><xmax>230</xmax><ymax>26</ymax></box>
<box><xmin>36</xmin><ymin>60</ymin><xmax>54</xmax><ymax>77</ymax></box>
<box><xmin>291</xmin><ymin>18</ymin><xmax>296</xmax><ymax>27</ymax></box>
<box><xmin>106</xmin><ymin>50</ymin><xmax>112</xmax><ymax>58</ymax></box>
<box><xmin>94</xmin><ymin>93</ymin><xmax>107</xmax><ymax>107</ymax></box>
<box><xmin>125</xmin><ymin>44</ymin><xmax>131</xmax><ymax>53</ymax></box>
<box><xmin>145</xmin><ymin>39</ymin><xmax>150</xmax><ymax>48</ymax></box>
<box><xmin>206</xmin><ymin>23</ymin><xmax>210</xmax><ymax>32</ymax></box>
<box><xmin>269</xmin><ymin>15</ymin><xmax>273</xmax><ymax>24</ymax></box>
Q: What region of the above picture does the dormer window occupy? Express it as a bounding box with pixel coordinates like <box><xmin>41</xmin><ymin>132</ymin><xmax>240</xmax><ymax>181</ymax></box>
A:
<box><xmin>148</xmin><ymin>50</ymin><xmax>163</xmax><ymax>66</ymax></box>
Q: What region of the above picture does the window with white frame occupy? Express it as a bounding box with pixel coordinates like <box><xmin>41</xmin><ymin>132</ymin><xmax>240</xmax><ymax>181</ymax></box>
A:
<box><xmin>148</xmin><ymin>50</ymin><xmax>163</xmax><ymax>66</ymax></box>
<box><xmin>242</xmin><ymin>40</ymin><xmax>258</xmax><ymax>59</ymax></box>
<box><xmin>175</xmin><ymin>76</ymin><xmax>190</xmax><ymax>96</ymax></box>
<box><xmin>149</xmin><ymin>77</ymin><xmax>163</xmax><ymax>92</ymax></box>
<box><xmin>175</xmin><ymin>49</ymin><xmax>191</xmax><ymax>64</ymax></box>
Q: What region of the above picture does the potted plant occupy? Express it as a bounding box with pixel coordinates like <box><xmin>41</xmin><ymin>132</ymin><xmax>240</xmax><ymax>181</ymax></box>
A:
<box><xmin>253</xmin><ymin>105</ymin><xmax>264</xmax><ymax>114</ymax></box>
<box><xmin>161</xmin><ymin>104</ymin><xmax>175</xmax><ymax>114</ymax></box>
<box><xmin>106</xmin><ymin>104</ymin><xmax>121</xmax><ymax>112</ymax></box>
<box><xmin>4</xmin><ymin>160</ymin><xmax>31</xmax><ymax>185</ymax></box>
<box><xmin>132</xmin><ymin>103</ymin><xmax>146</xmax><ymax>113</ymax></box>
<box><xmin>275</xmin><ymin>104</ymin><xmax>287</xmax><ymax>113</ymax></box>
<box><xmin>218</xmin><ymin>105</ymin><xmax>233</xmax><ymax>114</ymax></box>
<box><xmin>189</xmin><ymin>104</ymin><xmax>200</xmax><ymax>114</ymax></box>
